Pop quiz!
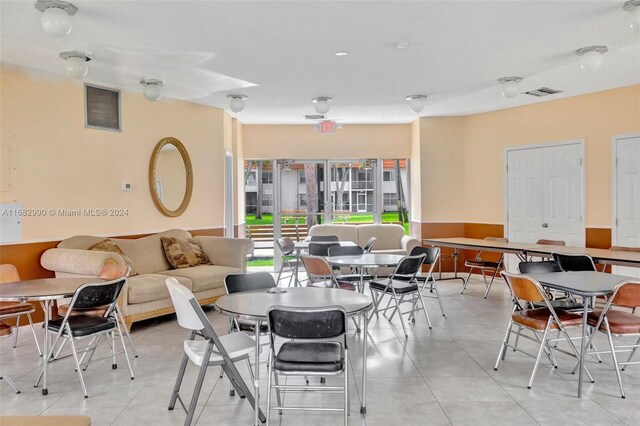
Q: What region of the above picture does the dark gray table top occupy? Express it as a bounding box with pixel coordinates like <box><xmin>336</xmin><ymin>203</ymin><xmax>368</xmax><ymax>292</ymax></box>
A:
<box><xmin>527</xmin><ymin>271</ymin><xmax>637</xmax><ymax>296</ymax></box>
<box><xmin>215</xmin><ymin>287</ymin><xmax>373</xmax><ymax>321</ymax></box>
<box><xmin>0</xmin><ymin>278</ymin><xmax>99</xmax><ymax>301</ymax></box>
<box><xmin>326</xmin><ymin>253</ymin><xmax>404</xmax><ymax>267</ymax></box>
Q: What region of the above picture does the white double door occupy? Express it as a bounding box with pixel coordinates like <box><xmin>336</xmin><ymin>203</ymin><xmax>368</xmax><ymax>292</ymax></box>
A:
<box><xmin>506</xmin><ymin>142</ymin><xmax>584</xmax><ymax>267</ymax></box>
<box><xmin>613</xmin><ymin>135</ymin><xmax>640</xmax><ymax>277</ymax></box>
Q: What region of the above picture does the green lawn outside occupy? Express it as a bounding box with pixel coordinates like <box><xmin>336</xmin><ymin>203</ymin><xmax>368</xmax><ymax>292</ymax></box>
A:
<box><xmin>246</xmin><ymin>212</ymin><xmax>409</xmax><ymax>233</ymax></box>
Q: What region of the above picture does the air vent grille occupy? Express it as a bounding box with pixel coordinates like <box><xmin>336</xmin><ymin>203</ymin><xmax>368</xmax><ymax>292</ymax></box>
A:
<box><xmin>524</xmin><ymin>87</ymin><xmax>562</xmax><ymax>97</ymax></box>
<box><xmin>305</xmin><ymin>114</ymin><xmax>325</xmax><ymax>120</ymax></box>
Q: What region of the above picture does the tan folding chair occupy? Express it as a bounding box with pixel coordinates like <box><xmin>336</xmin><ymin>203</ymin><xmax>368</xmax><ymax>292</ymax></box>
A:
<box><xmin>462</xmin><ymin>237</ymin><xmax>507</xmax><ymax>298</ymax></box>
<box><xmin>0</xmin><ymin>264</ymin><xmax>41</xmax><ymax>356</ymax></box>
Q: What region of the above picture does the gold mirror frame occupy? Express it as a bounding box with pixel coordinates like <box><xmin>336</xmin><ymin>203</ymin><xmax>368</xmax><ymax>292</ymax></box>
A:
<box><xmin>149</xmin><ymin>137</ymin><xmax>193</xmax><ymax>217</ymax></box>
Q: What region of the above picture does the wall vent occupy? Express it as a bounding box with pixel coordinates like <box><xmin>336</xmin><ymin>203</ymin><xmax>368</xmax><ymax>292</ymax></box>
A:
<box><xmin>305</xmin><ymin>114</ymin><xmax>325</xmax><ymax>120</ymax></box>
<box><xmin>85</xmin><ymin>84</ymin><xmax>121</xmax><ymax>131</ymax></box>
<box><xmin>524</xmin><ymin>87</ymin><xmax>562</xmax><ymax>97</ymax></box>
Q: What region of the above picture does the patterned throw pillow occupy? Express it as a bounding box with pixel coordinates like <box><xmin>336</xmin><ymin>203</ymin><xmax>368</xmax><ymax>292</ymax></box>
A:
<box><xmin>161</xmin><ymin>236</ymin><xmax>210</xmax><ymax>269</ymax></box>
<box><xmin>88</xmin><ymin>239</ymin><xmax>138</xmax><ymax>276</ymax></box>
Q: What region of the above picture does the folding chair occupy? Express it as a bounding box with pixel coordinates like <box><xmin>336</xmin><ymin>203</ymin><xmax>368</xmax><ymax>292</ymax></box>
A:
<box><xmin>518</xmin><ymin>261</ymin><xmax>583</xmax><ymax>311</ymax></box>
<box><xmin>275</xmin><ymin>237</ymin><xmax>300</xmax><ymax>287</ymax></box>
<box><xmin>0</xmin><ymin>264</ymin><xmax>41</xmax><ymax>356</ymax></box>
<box><xmin>410</xmin><ymin>246</ymin><xmax>445</xmax><ymax>316</ymax></box>
<box><xmin>363</xmin><ymin>237</ymin><xmax>377</xmax><ymax>253</ymax></box>
<box><xmin>310</xmin><ymin>235</ymin><xmax>339</xmax><ymax>242</ymax></box>
<box><xmin>552</xmin><ymin>253</ymin><xmax>596</xmax><ymax>272</ymax></box>
<box><xmin>528</xmin><ymin>239</ymin><xmax>565</xmax><ymax>261</ymax></box>
<box><xmin>308</xmin><ymin>242</ymin><xmax>339</xmax><ymax>257</ymax></box>
<box><xmin>328</xmin><ymin>245</ymin><xmax>373</xmax><ymax>289</ymax></box>
<box><xmin>0</xmin><ymin>321</ymin><xmax>20</xmax><ymax>393</ymax></box>
<box><xmin>580</xmin><ymin>280</ymin><xmax>640</xmax><ymax>398</ymax></box>
<box><xmin>265</xmin><ymin>306</ymin><xmax>349</xmax><ymax>426</ymax></box>
<box><xmin>368</xmin><ymin>254</ymin><xmax>427</xmax><ymax>336</ymax></box>
<box><xmin>494</xmin><ymin>271</ymin><xmax>593</xmax><ymax>389</ymax></box>
<box><xmin>461</xmin><ymin>237</ymin><xmax>507</xmax><ymax>298</ymax></box>
<box><xmin>165</xmin><ymin>278</ymin><xmax>261</xmax><ymax>426</ymax></box>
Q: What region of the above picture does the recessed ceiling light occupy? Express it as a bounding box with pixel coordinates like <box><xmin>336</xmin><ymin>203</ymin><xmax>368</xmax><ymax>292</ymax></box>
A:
<box><xmin>333</xmin><ymin>51</ymin><xmax>349</xmax><ymax>57</ymax></box>
<box><xmin>396</xmin><ymin>40</ymin><xmax>410</xmax><ymax>49</ymax></box>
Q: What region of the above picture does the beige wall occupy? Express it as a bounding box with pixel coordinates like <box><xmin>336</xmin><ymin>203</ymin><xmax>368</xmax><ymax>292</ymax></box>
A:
<box><xmin>0</xmin><ymin>66</ymin><xmax>227</xmax><ymax>242</ymax></box>
<box><xmin>242</xmin><ymin>123</ymin><xmax>412</xmax><ymax>160</ymax></box>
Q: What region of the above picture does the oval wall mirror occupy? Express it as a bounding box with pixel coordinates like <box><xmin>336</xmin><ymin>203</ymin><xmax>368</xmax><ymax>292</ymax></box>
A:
<box><xmin>149</xmin><ymin>137</ymin><xmax>193</xmax><ymax>217</ymax></box>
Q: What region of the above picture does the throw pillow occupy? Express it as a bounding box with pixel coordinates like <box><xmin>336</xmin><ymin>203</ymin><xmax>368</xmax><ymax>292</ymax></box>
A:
<box><xmin>88</xmin><ymin>239</ymin><xmax>138</xmax><ymax>276</ymax></box>
<box><xmin>161</xmin><ymin>236</ymin><xmax>210</xmax><ymax>269</ymax></box>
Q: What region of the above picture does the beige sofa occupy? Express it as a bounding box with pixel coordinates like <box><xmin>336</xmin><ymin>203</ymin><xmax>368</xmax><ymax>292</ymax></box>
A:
<box><xmin>40</xmin><ymin>229</ymin><xmax>253</xmax><ymax>330</ymax></box>
<box><xmin>307</xmin><ymin>224</ymin><xmax>419</xmax><ymax>255</ymax></box>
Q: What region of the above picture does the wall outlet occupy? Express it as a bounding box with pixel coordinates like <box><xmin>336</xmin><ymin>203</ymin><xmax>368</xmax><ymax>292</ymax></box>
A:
<box><xmin>121</xmin><ymin>181</ymin><xmax>132</xmax><ymax>191</ymax></box>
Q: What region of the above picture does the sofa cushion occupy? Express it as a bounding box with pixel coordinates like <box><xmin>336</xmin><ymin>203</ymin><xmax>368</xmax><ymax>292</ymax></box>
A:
<box><xmin>308</xmin><ymin>225</ymin><xmax>359</xmax><ymax>244</ymax></box>
<box><xmin>159</xmin><ymin>265</ymin><xmax>240</xmax><ymax>293</ymax></box>
<box><xmin>127</xmin><ymin>274</ymin><xmax>192</xmax><ymax>304</ymax></box>
<box><xmin>161</xmin><ymin>236</ymin><xmax>209</xmax><ymax>269</ymax></box>
<box><xmin>88</xmin><ymin>239</ymin><xmax>138</xmax><ymax>276</ymax></box>
<box><xmin>357</xmin><ymin>224</ymin><xmax>406</xmax><ymax>250</ymax></box>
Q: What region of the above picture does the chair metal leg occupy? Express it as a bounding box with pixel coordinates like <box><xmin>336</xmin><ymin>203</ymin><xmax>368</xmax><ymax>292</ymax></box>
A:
<box><xmin>495</xmin><ymin>319</ymin><xmax>513</xmax><ymax>370</ymax></box>
<box><xmin>69</xmin><ymin>337</ymin><xmax>89</xmax><ymax>398</ymax></box>
<box><xmin>604</xmin><ymin>318</ymin><xmax>625</xmax><ymax>398</ymax></box>
<box><xmin>265</xmin><ymin>352</ymin><xmax>273</xmax><ymax>426</ymax></box>
<box><xmin>81</xmin><ymin>335</ymin><xmax>102</xmax><ymax>371</ymax></box>
<box><xmin>344</xmin><ymin>350</ymin><xmax>349</xmax><ymax>425</ymax></box>
<box><xmin>0</xmin><ymin>368</ymin><xmax>20</xmax><ymax>393</ymax></box>
<box><xmin>12</xmin><ymin>314</ymin><xmax>20</xmax><ymax>348</ymax></box>
<box><xmin>116</xmin><ymin>328</ymin><xmax>135</xmax><ymax>380</ymax></box>
<box><xmin>461</xmin><ymin>269</ymin><xmax>474</xmax><ymax>294</ymax></box>
<box><xmin>391</xmin><ymin>291</ymin><xmax>408</xmax><ymax>337</ymax></box>
<box><xmin>185</xmin><ymin>349</ymin><xmax>212</xmax><ymax>426</ymax></box>
<box><xmin>622</xmin><ymin>335</ymin><xmax>640</xmax><ymax>371</ymax></box>
<box><xmin>110</xmin><ymin>332</ymin><xmax>117</xmax><ymax>369</ymax></box>
<box><xmin>418</xmin><ymin>293</ymin><xmax>432</xmax><ymax>329</ymax></box>
<box><xmin>528</xmin><ymin>319</ymin><xmax>552</xmax><ymax>389</ymax></box>
<box><xmin>25</xmin><ymin>313</ymin><xmax>42</xmax><ymax>356</ymax></box>
<box><xmin>432</xmin><ymin>281</ymin><xmax>446</xmax><ymax>316</ymax></box>
<box><xmin>483</xmin><ymin>268</ymin><xmax>500</xmax><ymax>299</ymax></box>
<box><xmin>116</xmin><ymin>306</ymin><xmax>138</xmax><ymax>358</ymax></box>
<box><xmin>169</xmin><ymin>352</ymin><xmax>190</xmax><ymax>410</ymax></box>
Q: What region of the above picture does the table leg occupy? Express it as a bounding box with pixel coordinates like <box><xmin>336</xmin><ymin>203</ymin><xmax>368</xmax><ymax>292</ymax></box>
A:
<box><xmin>254</xmin><ymin>320</ymin><xmax>261</xmax><ymax>426</ymax></box>
<box><xmin>360</xmin><ymin>312</ymin><xmax>368</xmax><ymax>414</ymax></box>
<box><xmin>436</xmin><ymin>248</ymin><xmax>466</xmax><ymax>284</ymax></box>
<box><xmin>39</xmin><ymin>300</ymin><xmax>50</xmax><ymax>395</ymax></box>
<box><xmin>578</xmin><ymin>301</ymin><xmax>588</xmax><ymax>398</ymax></box>
<box><xmin>294</xmin><ymin>249</ymin><xmax>300</xmax><ymax>287</ymax></box>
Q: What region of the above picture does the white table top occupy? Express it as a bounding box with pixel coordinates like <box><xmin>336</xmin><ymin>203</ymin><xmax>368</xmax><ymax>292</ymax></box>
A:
<box><xmin>326</xmin><ymin>253</ymin><xmax>405</xmax><ymax>267</ymax></box>
<box><xmin>0</xmin><ymin>278</ymin><xmax>99</xmax><ymax>302</ymax></box>
<box><xmin>215</xmin><ymin>287</ymin><xmax>373</xmax><ymax>321</ymax></box>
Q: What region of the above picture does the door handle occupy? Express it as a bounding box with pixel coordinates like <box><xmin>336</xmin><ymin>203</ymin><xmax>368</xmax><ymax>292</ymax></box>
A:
<box><xmin>542</xmin><ymin>223</ymin><xmax>549</xmax><ymax>228</ymax></box>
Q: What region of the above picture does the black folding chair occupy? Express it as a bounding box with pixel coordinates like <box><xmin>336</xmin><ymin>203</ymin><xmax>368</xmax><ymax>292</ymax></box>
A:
<box><xmin>552</xmin><ymin>253</ymin><xmax>597</xmax><ymax>272</ymax></box>
<box><xmin>410</xmin><ymin>246</ymin><xmax>444</xmax><ymax>316</ymax></box>
<box><xmin>310</xmin><ymin>235</ymin><xmax>339</xmax><ymax>242</ymax></box>
<box><xmin>308</xmin><ymin>242</ymin><xmax>339</xmax><ymax>257</ymax></box>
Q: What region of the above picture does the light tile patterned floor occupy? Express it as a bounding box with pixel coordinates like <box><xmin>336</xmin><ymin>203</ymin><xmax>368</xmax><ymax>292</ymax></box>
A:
<box><xmin>1</xmin><ymin>274</ymin><xmax>639</xmax><ymax>425</ymax></box>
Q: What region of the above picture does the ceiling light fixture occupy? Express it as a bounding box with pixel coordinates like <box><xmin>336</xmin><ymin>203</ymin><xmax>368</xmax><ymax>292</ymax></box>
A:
<box><xmin>497</xmin><ymin>76</ymin><xmax>523</xmax><ymax>98</ymax></box>
<box><xmin>312</xmin><ymin>97</ymin><xmax>332</xmax><ymax>115</ymax></box>
<box><xmin>396</xmin><ymin>40</ymin><xmax>410</xmax><ymax>49</ymax></box>
<box><xmin>35</xmin><ymin>0</ymin><xmax>77</xmax><ymax>37</ymax></box>
<box><xmin>140</xmin><ymin>79</ymin><xmax>164</xmax><ymax>101</ymax></box>
<box><xmin>623</xmin><ymin>0</ymin><xmax>640</xmax><ymax>31</ymax></box>
<box><xmin>405</xmin><ymin>95</ymin><xmax>427</xmax><ymax>113</ymax></box>
<box><xmin>59</xmin><ymin>51</ymin><xmax>90</xmax><ymax>78</ymax></box>
<box><xmin>333</xmin><ymin>51</ymin><xmax>349</xmax><ymax>57</ymax></box>
<box><xmin>228</xmin><ymin>95</ymin><xmax>248</xmax><ymax>113</ymax></box>
<box><xmin>576</xmin><ymin>46</ymin><xmax>608</xmax><ymax>72</ymax></box>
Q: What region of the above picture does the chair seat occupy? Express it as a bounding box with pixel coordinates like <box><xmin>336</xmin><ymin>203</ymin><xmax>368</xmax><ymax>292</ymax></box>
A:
<box><xmin>57</xmin><ymin>303</ymin><xmax>109</xmax><ymax>318</ymax></box>
<box><xmin>465</xmin><ymin>260</ymin><xmax>500</xmax><ymax>268</ymax></box>
<box><xmin>0</xmin><ymin>321</ymin><xmax>12</xmax><ymax>337</ymax></box>
<box><xmin>533</xmin><ymin>300</ymin><xmax>584</xmax><ymax>311</ymax></box>
<box><xmin>370</xmin><ymin>279</ymin><xmax>418</xmax><ymax>294</ymax></box>
<box><xmin>334</xmin><ymin>274</ymin><xmax>373</xmax><ymax>283</ymax></box>
<box><xmin>184</xmin><ymin>332</ymin><xmax>255</xmax><ymax>367</ymax></box>
<box><xmin>0</xmin><ymin>303</ymin><xmax>35</xmax><ymax>316</ymax></box>
<box><xmin>274</xmin><ymin>341</ymin><xmax>344</xmax><ymax>373</ymax></box>
<box><xmin>47</xmin><ymin>315</ymin><xmax>117</xmax><ymax>337</ymax></box>
<box><xmin>587</xmin><ymin>310</ymin><xmax>640</xmax><ymax>334</ymax></box>
<box><xmin>237</xmin><ymin>318</ymin><xmax>269</xmax><ymax>334</ymax></box>
<box><xmin>415</xmin><ymin>275</ymin><xmax>435</xmax><ymax>283</ymax></box>
<box><xmin>512</xmin><ymin>308</ymin><xmax>583</xmax><ymax>331</ymax></box>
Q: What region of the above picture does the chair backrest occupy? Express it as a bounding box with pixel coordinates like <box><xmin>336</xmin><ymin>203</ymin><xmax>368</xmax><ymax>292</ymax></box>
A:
<box><xmin>166</xmin><ymin>277</ymin><xmax>207</xmax><ymax>331</ymax></box>
<box><xmin>363</xmin><ymin>237</ymin><xmax>377</xmax><ymax>253</ymax></box>
<box><xmin>552</xmin><ymin>253</ymin><xmax>596</xmax><ymax>272</ymax></box>
<box><xmin>501</xmin><ymin>271</ymin><xmax>545</xmax><ymax>303</ymax></box>
<box><xmin>310</xmin><ymin>235</ymin><xmax>339</xmax><ymax>242</ymax></box>
<box><xmin>485</xmin><ymin>237</ymin><xmax>508</xmax><ymax>243</ymax></box>
<box><xmin>308</xmin><ymin>242</ymin><xmax>339</xmax><ymax>256</ymax></box>
<box><xmin>276</xmin><ymin>237</ymin><xmax>295</xmax><ymax>255</ymax></box>
<box><xmin>610</xmin><ymin>246</ymin><xmax>640</xmax><ymax>253</ymax></box>
<box><xmin>268</xmin><ymin>306</ymin><xmax>346</xmax><ymax>340</ymax></box>
<box><xmin>300</xmin><ymin>255</ymin><xmax>333</xmax><ymax>277</ymax></box>
<box><xmin>0</xmin><ymin>264</ymin><xmax>20</xmax><ymax>284</ymax></box>
<box><xmin>391</xmin><ymin>254</ymin><xmax>426</xmax><ymax>281</ymax></box>
<box><xmin>328</xmin><ymin>245</ymin><xmax>363</xmax><ymax>257</ymax></box>
<box><xmin>224</xmin><ymin>272</ymin><xmax>276</xmax><ymax>295</ymax></box>
<box><xmin>69</xmin><ymin>278</ymin><xmax>126</xmax><ymax>311</ymax></box>
<box><xmin>610</xmin><ymin>281</ymin><xmax>640</xmax><ymax>309</ymax></box>
<box><xmin>410</xmin><ymin>246</ymin><xmax>439</xmax><ymax>265</ymax></box>
<box><xmin>518</xmin><ymin>260</ymin><xmax>562</xmax><ymax>274</ymax></box>
<box><xmin>536</xmin><ymin>239</ymin><xmax>566</xmax><ymax>246</ymax></box>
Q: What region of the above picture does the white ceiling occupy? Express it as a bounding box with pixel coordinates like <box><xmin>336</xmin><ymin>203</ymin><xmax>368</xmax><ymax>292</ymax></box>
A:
<box><xmin>1</xmin><ymin>0</ymin><xmax>639</xmax><ymax>124</ymax></box>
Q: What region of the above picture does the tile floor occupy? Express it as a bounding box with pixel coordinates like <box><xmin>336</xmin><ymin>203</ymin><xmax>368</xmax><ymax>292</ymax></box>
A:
<box><xmin>1</xmin><ymin>274</ymin><xmax>639</xmax><ymax>425</ymax></box>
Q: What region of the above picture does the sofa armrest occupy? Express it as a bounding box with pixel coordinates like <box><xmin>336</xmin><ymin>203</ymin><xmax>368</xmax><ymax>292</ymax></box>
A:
<box><xmin>401</xmin><ymin>235</ymin><xmax>420</xmax><ymax>255</ymax></box>
<box><xmin>40</xmin><ymin>248</ymin><xmax>127</xmax><ymax>277</ymax></box>
<box><xmin>193</xmin><ymin>236</ymin><xmax>254</xmax><ymax>272</ymax></box>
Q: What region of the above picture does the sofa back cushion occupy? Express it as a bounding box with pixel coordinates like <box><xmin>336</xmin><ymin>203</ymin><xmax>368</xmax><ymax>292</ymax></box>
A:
<box><xmin>308</xmin><ymin>225</ymin><xmax>358</xmax><ymax>244</ymax></box>
<box><xmin>357</xmin><ymin>224</ymin><xmax>406</xmax><ymax>250</ymax></box>
<box><xmin>58</xmin><ymin>229</ymin><xmax>192</xmax><ymax>275</ymax></box>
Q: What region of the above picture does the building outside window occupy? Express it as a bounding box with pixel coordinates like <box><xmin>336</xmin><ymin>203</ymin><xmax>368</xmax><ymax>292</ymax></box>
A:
<box><xmin>383</xmin><ymin>170</ymin><xmax>396</xmax><ymax>182</ymax></box>
<box><xmin>298</xmin><ymin>170</ymin><xmax>306</xmax><ymax>184</ymax></box>
<box><xmin>262</xmin><ymin>171</ymin><xmax>273</xmax><ymax>184</ymax></box>
<box><xmin>383</xmin><ymin>193</ymin><xmax>398</xmax><ymax>206</ymax></box>
<box><xmin>298</xmin><ymin>193</ymin><xmax>307</xmax><ymax>207</ymax></box>
<box><xmin>262</xmin><ymin>194</ymin><xmax>273</xmax><ymax>206</ymax></box>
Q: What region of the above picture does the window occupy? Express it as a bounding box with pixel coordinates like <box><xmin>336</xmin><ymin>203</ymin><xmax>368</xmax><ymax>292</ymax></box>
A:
<box><xmin>383</xmin><ymin>193</ymin><xmax>398</xmax><ymax>206</ymax></box>
<box><xmin>298</xmin><ymin>170</ymin><xmax>306</xmax><ymax>184</ymax></box>
<box><xmin>261</xmin><ymin>171</ymin><xmax>273</xmax><ymax>184</ymax></box>
<box><xmin>383</xmin><ymin>170</ymin><xmax>396</xmax><ymax>182</ymax></box>
<box><xmin>262</xmin><ymin>194</ymin><xmax>273</xmax><ymax>206</ymax></box>
<box><xmin>298</xmin><ymin>194</ymin><xmax>307</xmax><ymax>207</ymax></box>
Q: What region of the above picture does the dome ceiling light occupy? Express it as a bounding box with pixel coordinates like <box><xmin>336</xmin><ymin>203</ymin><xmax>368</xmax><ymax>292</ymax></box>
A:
<box><xmin>59</xmin><ymin>50</ymin><xmax>90</xmax><ymax>78</ymax></box>
<box><xmin>405</xmin><ymin>95</ymin><xmax>427</xmax><ymax>113</ymax></box>
<box><xmin>312</xmin><ymin>97</ymin><xmax>332</xmax><ymax>115</ymax></box>
<box><xmin>576</xmin><ymin>46</ymin><xmax>608</xmax><ymax>72</ymax></box>
<box><xmin>35</xmin><ymin>0</ymin><xmax>78</xmax><ymax>37</ymax></box>
<box><xmin>228</xmin><ymin>95</ymin><xmax>248</xmax><ymax>113</ymax></box>
<box><xmin>623</xmin><ymin>0</ymin><xmax>640</xmax><ymax>32</ymax></box>
<box><xmin>497</xmin><ymin>76</ymin><xmax>523</xmax><ymax>98</ymax></box>
<box><xmin>140</xmin><ymin>79</ymin><xmax>164</xmax><ymax>101</ymax></box>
